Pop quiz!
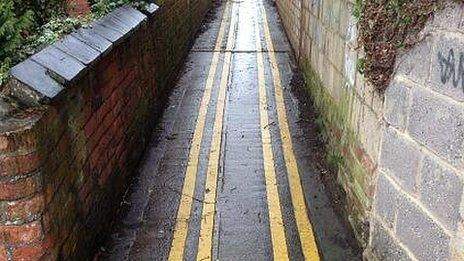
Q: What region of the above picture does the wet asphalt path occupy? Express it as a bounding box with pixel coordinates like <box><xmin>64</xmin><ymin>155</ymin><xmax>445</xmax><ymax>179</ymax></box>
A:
<box><xmin>99</xmin><ymin>0</ymin><xmax>361</xmax><ymax>260</ymax></box>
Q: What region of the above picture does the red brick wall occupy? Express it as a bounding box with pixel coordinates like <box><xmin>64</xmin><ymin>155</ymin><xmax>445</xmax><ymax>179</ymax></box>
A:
<box><xmin>0</xmin><ymin>1</ymin><xmax>211</xmax><ymax>260</ymax></box>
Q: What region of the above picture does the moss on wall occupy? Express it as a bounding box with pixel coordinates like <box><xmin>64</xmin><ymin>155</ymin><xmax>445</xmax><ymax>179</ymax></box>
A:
<box><xmin>301</xmin><ymin>59</ymin><xmax>372</xmax><ymax>246</ymax></box>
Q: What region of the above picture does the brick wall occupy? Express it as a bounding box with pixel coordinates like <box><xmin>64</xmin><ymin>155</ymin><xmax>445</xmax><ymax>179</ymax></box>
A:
<box><xmin>275</xmin><ymin>0</ymin><xmax>382</xmax><ymax>247</ymax></box>
<box><xmin>0</xmin><ymin>1</ymin><xmax>211</xmax><ymax>260</ymax></box>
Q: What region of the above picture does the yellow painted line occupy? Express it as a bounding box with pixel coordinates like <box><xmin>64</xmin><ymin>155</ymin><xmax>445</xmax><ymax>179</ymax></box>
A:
<box><xmin>255</xmin><ymin>5</ymin><xmax>290</xmax><ymax>261</ymax></box>
<box><xmin>259</xmin><ymin>2</ymin><xmax>321</xmax><ymax>260</ymax></box>
<box><xmin>196</xmin><ymin>3</ymin><xmax>237</xmax><ymax>261</ymax></box>
<box><xmin>168</xmin><ymin>2</ymin><xmax>231</xmax><ymax>260</ymax></box>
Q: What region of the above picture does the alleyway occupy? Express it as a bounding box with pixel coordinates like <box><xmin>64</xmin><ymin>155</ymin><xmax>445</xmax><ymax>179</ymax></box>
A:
<box><xmin>101</xmin><ymin>0</ymin><xmax>361</xmax><ymax>260</ymax></box>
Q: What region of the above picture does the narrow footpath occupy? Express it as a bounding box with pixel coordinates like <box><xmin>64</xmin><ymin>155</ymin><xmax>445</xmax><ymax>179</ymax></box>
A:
<box><xmin>100</xmin><ymin>0</ymin><xmax>361</xmax><ymax>260</ymax></box>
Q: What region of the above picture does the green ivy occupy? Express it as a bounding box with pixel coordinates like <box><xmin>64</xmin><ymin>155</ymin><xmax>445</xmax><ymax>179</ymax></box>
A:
<box><xmin>353</xmin><ymin>0</ymin><xmax>363</xmax><ymax>19</ymax></box>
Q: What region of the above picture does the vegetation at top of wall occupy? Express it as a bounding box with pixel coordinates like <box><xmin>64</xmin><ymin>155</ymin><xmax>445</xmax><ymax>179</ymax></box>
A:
<box><xmin>90</xmin><ymin>0</ymin><xmax>151</xmax><ymax>16</ymax></box>
<box><xmin>0</xmin><ymin>0</ymin><xmax>151</xmax><ymax>86</ymax></box>
<box><xmin>355</xmin><ymin>0</ymin><xmax>445</xmax><ymax>92</ymax></box>
<box><xmin>13</xmin><ymin>0</ymin><xmax>67</xmax><ymax>26</ymax></box>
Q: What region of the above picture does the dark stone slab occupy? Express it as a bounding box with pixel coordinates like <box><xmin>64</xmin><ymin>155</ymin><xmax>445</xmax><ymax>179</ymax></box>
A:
<box><xmin>97</xmin><ymin>15</ymin><xmax>132</xmax><ymax>36</ymax></box>
<box><xmin>71</xmin><ymin>28</ymin><xmax>113</xmax><ymax>56</ymax></box>
<box><xmin>112</xmin><ymin>6</ymin><xmax>147</xmax><ymax>29</ymax></box>
<box><xmin>91</xmin><ymin>23</ymin><xmax>125</xmax><ymax>44</ymax></box>
<box><xmin>106</xmin><ymin>14</ymin><xmax>138</xmax><ymax>35</ymax></box>
<box><xmin>144</xmin><ymin>3</ymin><xmax>159</xmax><ymax>16</ymax></box>
<box><xmin>10</xmin><ymin>59</ymin><xmax>64</xmax><ymax>103</ymax></box>
<box><xmin>54</xmin><ymin>35</ymin><xmax>101</xmax><ymax>65</ymax></box>
<box><xmin>31</xmin><ymin>45</ymin><xmax>86</xmax><ymax>85</ymax></box>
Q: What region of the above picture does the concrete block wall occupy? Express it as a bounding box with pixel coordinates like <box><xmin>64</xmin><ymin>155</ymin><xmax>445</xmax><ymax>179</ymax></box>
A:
<box><xmin>0</xmin><ymin>1</ymin><xmax>212</xmax><ymax>260</ymax></box>
<box><xmin>275</xmin><ymin>0</ymin><xmax>382</xmax><ymax>246</ymax></box>
<box><xmin>370</xmin><ymin>2</ymin><xmax>464</xmax><ymax>260</ymax></box>
<box><xmin>276</xmin><ymin>0</ymin><xmax>464</xmax><ymax>259</ymax></box>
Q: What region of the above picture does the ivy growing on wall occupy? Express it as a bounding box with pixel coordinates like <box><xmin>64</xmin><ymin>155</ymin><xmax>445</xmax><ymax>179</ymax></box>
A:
<box><xmin>12</xmin><ymin>0</ymin><xmax>67</xmax><ymax>26</ymax></box>
<box><xmin>355</xmin><ymin>0</ymin><xmax>443</xmax><ymax>92</ymax></box>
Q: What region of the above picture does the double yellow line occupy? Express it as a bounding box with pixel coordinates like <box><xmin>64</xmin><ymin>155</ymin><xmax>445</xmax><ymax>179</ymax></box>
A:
<box><xmin>169</xmin><ymin>0</ymin><xmax>319</xmax><ymax>260</ymax></box>
<box><xmin>257</xmin><ymin>1</ymin><xmax>320</xmax><ymax>260</ymax></box>
<box><xmin>196</xmin><ymin>2</ymin><xmax>237</xmax><ymax>260</ymax></box>
<box><xmin>255</xmin><ymin>3</ymin><xmax>289</xmax><ymax>260</ymax></box>
<box><xmin>168</xmin><ymin>2</ymin><xmax>235</xmax><ymax>260</ymax></box>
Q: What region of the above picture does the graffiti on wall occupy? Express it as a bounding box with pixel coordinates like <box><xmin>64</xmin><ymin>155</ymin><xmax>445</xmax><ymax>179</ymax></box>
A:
<box><xmin>438</xmin><ymin>48</ymin><xmax>464</xmax><ymax>92</ymax></box>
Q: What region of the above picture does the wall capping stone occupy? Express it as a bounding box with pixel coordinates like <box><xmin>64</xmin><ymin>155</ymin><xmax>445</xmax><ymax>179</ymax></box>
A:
<box><xmin>6</xmin><ymin>6</ymin><xmax>147</xmax><ymax>107</ymax></box>
<box><xmin>144</xmin><ymin>3</ymin><xmax>160</xmax><ymax>16</ymax></box>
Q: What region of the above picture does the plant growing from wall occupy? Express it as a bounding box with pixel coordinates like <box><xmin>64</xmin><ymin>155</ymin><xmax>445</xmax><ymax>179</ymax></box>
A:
<box><xmin>301</xmin><ymin>60</ymin><xmax>372</xmax><ymax>245</ymax></box>
<box><xmin>355</xmin><ymin>0</ymin><xmax>443</xmax><ymax>92</ymax></box>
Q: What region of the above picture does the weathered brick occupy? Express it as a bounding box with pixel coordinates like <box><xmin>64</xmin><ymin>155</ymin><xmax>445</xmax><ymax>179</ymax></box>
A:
<box><xmin>408</xmin><ymin>88</ymin><xmax>464</xmax><ymax>169</ymax></box>
<box><xmin>419</xmin><ymin>156</ymin><xmax>463</xmax><ymax>230</ymax></box>
<box><xmin>397</xmin><ymin>194</ymin><xmax>451</xmax><ymax>260</ymax></box>
<box><xmin>0</xmin><ymin>174</ymin><xmax>42</xmax><ymax>201</ymax></box>
<box><xmin>0</xmin><ymin>245</ymin><xmax>7</xmax><ymax>260</ymax></box>
<box><xmin>12</xmin><ymin>234</ymin><xmax>54</xmax><ymax>261</ymax></box>
<box><xmin>0</xmin><ymin>128</ymin><xmax>38</xmax><ymax>155</ymax></box>
<box><xmin>12</xmin><ymin>244</ymin><xmax>45</xmax><ymax>261</ymax></box>
<box><xmin>0</xmin><ymin>153</ymin><xmax>41</xmax><ymax>178</ymax></box>
<box><xmin>2</xmin><ymin>221</ymin><xmax>43</xmax><ymax>246</ymax></box>
<box><xmin>0</xmin><ymin>195</ymin><xmax>45</xmax><ymax>224</ymax></box>
<box><xmin>84</xmin><ymin>115</ymin><xmax>98</xmax><ymax>138</ymax></box>
<box><xmin>380</xmin><ymin>127</ymin><xmax>422</xmax><ymax>193</ymax></box>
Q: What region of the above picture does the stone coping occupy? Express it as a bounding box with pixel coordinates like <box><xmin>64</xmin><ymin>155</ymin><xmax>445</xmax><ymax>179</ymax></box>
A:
<box><xmin>5</xmin><ymin>4</ymin><xmax>159</xmax><ymax>108</ymax></box>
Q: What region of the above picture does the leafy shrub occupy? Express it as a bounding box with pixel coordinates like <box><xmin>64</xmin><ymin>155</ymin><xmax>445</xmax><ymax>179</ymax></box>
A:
<box><xmin>91</xmin><ymin>0</ymin><xmax>150</xmax><ymax>16</ymax></box>
<box><xmin>0</xmin><ymin>0</ymin><xmax>34</xmax><ymax>85</ymax></box>
<box><xmin>12</xmin><ymin>0</ymin><xmax>66</xmax><ymax>26</ymax></box>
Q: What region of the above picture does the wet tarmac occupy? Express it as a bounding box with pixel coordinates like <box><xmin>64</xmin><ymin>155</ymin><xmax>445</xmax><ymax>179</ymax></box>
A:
<box><xmin>98</xmin><ymin>0</ymin><xmax>362</xmax><ymax>260</ymax></box>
